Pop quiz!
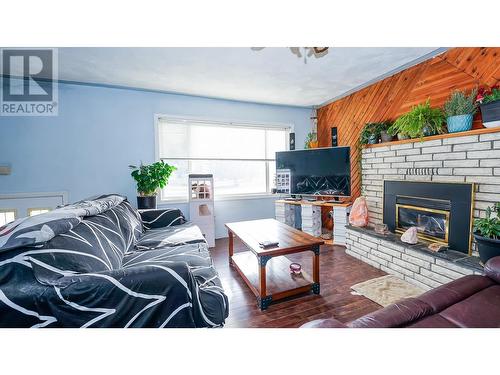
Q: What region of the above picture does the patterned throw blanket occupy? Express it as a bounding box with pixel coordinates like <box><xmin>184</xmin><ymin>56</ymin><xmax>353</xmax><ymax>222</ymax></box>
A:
<box><xmin>0</xmin><ymin>194</ymin><xmax>126</xmax><ymax>252</ymax></box>
<box><xmin>0</xmin><ymin>194</ymin><xmax>228</xmax><ymax>328</ymax></box>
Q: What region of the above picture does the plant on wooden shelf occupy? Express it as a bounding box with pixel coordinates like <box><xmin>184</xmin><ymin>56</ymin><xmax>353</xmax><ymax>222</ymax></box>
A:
<box><xmin>476</xmin><ymin>86</ymin><xmax>500</xmax><ymax>128</ymax></box>
<box><xmin>473</xmin><ymin>202</ymin><xmax>500</xmax><ymax>264</ymax></box>
<box><xmin>129</xmin><ymin>161</ymin><xmax>176</xmax><ymax>209</ymax></box>
<box><xmin>443</xmin><ymin>88</ymin><xmax>478</xmax><ymax>133</ymax></box>
<box><xmin>379</xmin><ymin>122</ymin><xmax>393</xmax><ymax>142</ymax></box>
<box><xmin>359</xmin><ymin>122</ymin><xmax>389</xmax><ymax>145</ymax></box>
<box><xmin>304</xmin><ymin>132</ymin><xmax>318</xmax><ymax>148</ymax></box>
<box><xmin>388</xmin><ymin>99</ymin><xmax>445</xmax><ymax>140</ymax></box>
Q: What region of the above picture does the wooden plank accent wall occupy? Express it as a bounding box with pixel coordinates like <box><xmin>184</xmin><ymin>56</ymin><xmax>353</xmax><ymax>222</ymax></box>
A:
<box><xmin>317</xmin><ymin>47</ymin><xmax>500</xmax><ymax>200</ymax></box>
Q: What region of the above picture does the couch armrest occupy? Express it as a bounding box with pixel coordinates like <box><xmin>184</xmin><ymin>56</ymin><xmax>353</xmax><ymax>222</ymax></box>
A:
<box><xmin>300</xmin><ymin>318</ymin><xmax>347</xmax><ymax>328</ymax></box>
<box><xmin>140</xmin><ymin>208</ymin><xmax>186</xmax><ymax>229</ymax></box>
<box><xmin>349</xmin><ymin>298</ymin><xmax>433</xmax><ymax>328</ymax></box>
<box><xmin>484</xmin><ymin>256</ymin><xmax>500</xmax><ymax>284</ymax></box>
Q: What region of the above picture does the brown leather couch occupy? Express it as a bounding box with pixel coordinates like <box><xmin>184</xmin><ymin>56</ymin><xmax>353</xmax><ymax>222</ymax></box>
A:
<box><xmin>302</xmin><ymin>256</ymin><xmax>500</xmax><ymax>328</ymax></box>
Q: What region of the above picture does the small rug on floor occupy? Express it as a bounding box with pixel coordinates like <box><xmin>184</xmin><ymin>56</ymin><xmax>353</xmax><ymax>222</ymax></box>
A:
<box><xmin>350</xmin><ymin>275</ymin><xmax>425</xmax><ymax>307</ymax></box>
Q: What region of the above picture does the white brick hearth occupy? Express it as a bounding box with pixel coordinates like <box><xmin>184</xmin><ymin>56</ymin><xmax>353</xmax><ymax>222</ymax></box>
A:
<box><xmin>346</xmin><ymin>227</ymin><xmax>483</xmax><ymax>291</ymax></box>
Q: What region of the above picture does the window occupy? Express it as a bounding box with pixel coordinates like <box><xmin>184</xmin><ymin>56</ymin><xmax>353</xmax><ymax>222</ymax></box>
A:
<box><xmin>0</xmin><ymin>209</ymin><xmax>16</xmax><ymax>227</ymax></box>
<box><xmin>156</xmin><ymin>117</ymin><xmax>290</xmax><ymax>201</ymax></box>
<box><xmin>28</xmin><ymin>208</ymin><xmax>50</xmax><ymax>216</ymax></box>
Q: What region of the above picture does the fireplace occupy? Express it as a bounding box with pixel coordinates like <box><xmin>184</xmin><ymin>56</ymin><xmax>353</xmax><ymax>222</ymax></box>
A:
<box><xmin>396</xmin><ymin>199</ymin><xmax>450</xmax><ymax>245</ymax></box>
<box><xmin>383</xmin><ymin>181</ymin><xmax>474</xmax><ymax>254</ymax></box>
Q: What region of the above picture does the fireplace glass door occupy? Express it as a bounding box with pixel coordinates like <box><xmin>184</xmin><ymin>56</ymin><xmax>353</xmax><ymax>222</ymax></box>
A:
<box><xmin>396</xmin><ymin>204</ymin><xmax>449</xmax><ymax>244</ymax></box>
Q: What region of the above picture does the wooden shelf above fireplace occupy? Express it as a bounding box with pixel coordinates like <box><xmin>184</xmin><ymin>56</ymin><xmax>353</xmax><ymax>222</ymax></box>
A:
<box><xmin>363</xmin><ymin>126</ymin><xmax>500</xmax><ymax>149</ymax></box>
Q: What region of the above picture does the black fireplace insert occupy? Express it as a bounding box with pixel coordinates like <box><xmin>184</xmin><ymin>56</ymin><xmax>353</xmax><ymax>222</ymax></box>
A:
<box><xmin>383</xmin><ymin>180</ymin><xmax>474</xmax><ymax>254</ymax></box>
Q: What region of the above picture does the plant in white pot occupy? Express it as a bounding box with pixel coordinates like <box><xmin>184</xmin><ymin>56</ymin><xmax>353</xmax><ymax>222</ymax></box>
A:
<box><xmin>476</xmin><ymin>86</ymin><xmax>500</xmax><ymax>128</ymax></box>
<box><xmin>443</xmin><ymin>89</ymin><xmax>477</xmax><ymax>133</ymax></box>
<box><xmin>129</xmin><ymin>161</ymin><xmax>176</xmax><ymax>209</ymax></box>
<box><xmin>473</xmin><ymin>202</ymin><xmax>500</xmax><ymax>264</ymax></box>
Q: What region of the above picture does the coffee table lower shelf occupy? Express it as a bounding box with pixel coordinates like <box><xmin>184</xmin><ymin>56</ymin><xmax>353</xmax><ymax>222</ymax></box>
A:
<box><xmin>231</xmin><ymin>251</ymin><xmax>317</xmax><ymax>310</ymax></box>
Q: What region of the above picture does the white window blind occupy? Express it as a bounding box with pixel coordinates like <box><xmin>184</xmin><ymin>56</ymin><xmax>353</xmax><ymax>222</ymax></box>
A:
<box><xmin>156</xmin><ymin>117</ymin><xmax>290</xmax><ymax>200</ymax></box>
<box><xmin>0</xmin><ymin>210</ymin><xmax>16</xmax><ymax>227</ymax></box>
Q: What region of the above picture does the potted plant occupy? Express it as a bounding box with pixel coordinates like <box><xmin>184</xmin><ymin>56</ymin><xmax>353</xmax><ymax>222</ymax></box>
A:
<box><xmin>473</xmin><ymin>203</ymin><xmax>500</xmax><ymax>264</ymax></box>
<box><xmin>305</xmin><ymin>132</ymin><xmax>319</xmax><ymax>148</ymax></box>
<box><xmin>476</xmin><ymin>86</ymin><xmax>500</xmax><ymax>128</ymax></box>
<box><xmin>388</xmin><ymin>99</ymin><xmax>445</xmax><ymax>140</ymax></box>
<box><xmin>360</xmin><ymin>122</ymin><xmax>384</xmax><ymax>145</ymax></box>
<box><xmin>379</xmin><ymin>122</ymin><xmax>394</xmax><ymax>142</ymax></box>
<box><xmin>129</xmin><ymin>161</ymin><xmax>177</xmax><ymax>209</ymax></box>
<box><xmin>443</xmin><ymin>89</ymin><xmax>478</xmax><ymax>133</ymax></box>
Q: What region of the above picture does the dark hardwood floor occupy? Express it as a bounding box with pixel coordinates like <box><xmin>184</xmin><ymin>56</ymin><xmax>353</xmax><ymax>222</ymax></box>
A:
<box><xmin>211</xmin><ymin>237</ymin><xmax>386</xmax><ymax>328</ymax></box>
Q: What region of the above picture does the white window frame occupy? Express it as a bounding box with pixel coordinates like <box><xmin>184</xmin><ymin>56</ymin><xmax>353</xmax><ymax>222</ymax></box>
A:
<box><xmin>154</xmin><ymin>114</ymin><xmax>292</xmax><ymax>203</ymax></box>
<box><xmin>0</xmin><ymin>208</ymin><xmax>17</xmax><ymax>226</ymax></box>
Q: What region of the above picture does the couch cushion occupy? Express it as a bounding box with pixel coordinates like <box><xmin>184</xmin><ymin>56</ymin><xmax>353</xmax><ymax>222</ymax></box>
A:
<box><xmin>438</xmin><ymin>285</ymin><xmax>500</xmax><ymax>328</ymax></box>
<box><xmin>27</xmin><ymin>201</ymin><xmax>143</xmax><ymax>276</ymax></box>
<box><xmin>123</xmin><ymin>241</ymin><xmax>228</xmax><ymax>326</ymax></box>
<box><xmin>135</xmin><ymin>222</ymin><xmax>206</xmax><ymax>250</ymax></box>
<box><xmin>416</xmin><ymin>275</ymin><xmax>495</xmax><ymax>313</ymax></box>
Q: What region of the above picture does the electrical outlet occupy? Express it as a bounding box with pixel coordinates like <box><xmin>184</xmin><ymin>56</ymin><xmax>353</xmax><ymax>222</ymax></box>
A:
<box><xmin>0</xmin><ymin>165</ymin><xmax>11</xmax><ymax>175</ymax></box>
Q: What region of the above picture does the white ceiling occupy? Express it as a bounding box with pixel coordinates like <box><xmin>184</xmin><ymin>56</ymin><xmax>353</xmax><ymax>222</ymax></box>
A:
<box><xmin>57</xmin><ymin>47</ymin><xmax>442</xmax><ymax>107</ymax></box>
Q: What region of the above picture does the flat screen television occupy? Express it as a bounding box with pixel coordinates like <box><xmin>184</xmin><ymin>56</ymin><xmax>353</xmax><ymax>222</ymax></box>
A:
<box><xmin>275</xmin><ymin>146</ymin><xmax>351</xmax><ymax>197</ymax></box>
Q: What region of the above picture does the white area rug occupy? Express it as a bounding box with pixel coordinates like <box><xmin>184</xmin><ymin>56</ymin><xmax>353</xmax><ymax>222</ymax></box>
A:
<box><xmin>351</xmin><ymin>275</ymin><xmax>425</xmax><ymax>307</ymax></box>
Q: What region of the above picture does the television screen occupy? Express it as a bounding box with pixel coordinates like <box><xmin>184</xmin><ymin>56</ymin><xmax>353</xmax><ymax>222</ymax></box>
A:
<box><xmin>275</xmin><ymin>147</ymin><xmax>351</xmax><ymax>197</ymax></box>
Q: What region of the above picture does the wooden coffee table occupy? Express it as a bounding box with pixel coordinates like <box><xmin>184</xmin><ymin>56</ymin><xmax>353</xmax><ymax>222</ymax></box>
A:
<box><xmin>225</xmin><ymin>218</ymin><xmax>324</xmax><ymax>310</ymax></box>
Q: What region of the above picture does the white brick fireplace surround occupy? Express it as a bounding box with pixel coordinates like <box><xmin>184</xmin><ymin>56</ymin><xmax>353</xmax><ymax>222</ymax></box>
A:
<box><xmin>361</xmin><ymin>129</ymin><xmax>500</xmax><ymax>226</ymax></box>
<box><xmin>346</xmin><ymin>128</ymin><xmax>500</xmax><ymax>289</ymax></box>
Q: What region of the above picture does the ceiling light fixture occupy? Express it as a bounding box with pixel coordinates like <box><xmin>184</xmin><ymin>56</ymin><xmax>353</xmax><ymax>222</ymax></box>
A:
<box><xmin>251</xmin><ymin>47</ymin><xmax>329</xmax><ymax>64</ymax></box>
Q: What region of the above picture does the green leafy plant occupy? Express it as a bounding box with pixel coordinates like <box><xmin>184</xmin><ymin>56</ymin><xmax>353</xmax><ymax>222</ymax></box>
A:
<box><xmin>443</xmin><ymin>89</ymin><xmax>478</xmax><ymax>117</ymax></box>
<box><xmin>359</xmin><ymin>122</ymin><xmax>389</xmax><ymax>145</ymax></box>
<box><xmin>304</xmin><ymin>132</ymin><xmax>318</xmax><ymax>148</ymax></box>
<box><xmin>474</xmin><ymin>203</ymin><xmax>500</xmax><ymax>240</ymax></box>
<box><xmin>388</xmin><ymin>100</ymin><xmax>445</xmax><ymax>139</ymax></box>
<box><xmin>129</xmin><ymin>161</ymin><xmax>176</xmax><ymax>196</ymax></box>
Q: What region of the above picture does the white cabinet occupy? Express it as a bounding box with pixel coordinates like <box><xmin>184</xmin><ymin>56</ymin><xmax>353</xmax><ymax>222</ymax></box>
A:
<box><xmin>332</xmin><ymin>206</ymin><xmax>350</xmax><ymax>246</ymax></box>
<box><xmin>188</xmin><ymin>174</ymin><xmax>215</xmax><ymax>248</ymax></box>
<box><xmin>301</xmin><ymin>204</ymin><xmax>321</xmax><ymax>237</ymax></box>
<box><xmin>275</xmin><ymin>201</ymin><xmax>296</xmax><ymax>227</ymax></box>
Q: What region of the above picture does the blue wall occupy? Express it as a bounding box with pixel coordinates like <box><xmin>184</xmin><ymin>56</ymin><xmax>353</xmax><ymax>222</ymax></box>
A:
<box><xmin>0</xmin><ymin>82</ymin><xmax>311</xmax><ymax>238</ymax></box>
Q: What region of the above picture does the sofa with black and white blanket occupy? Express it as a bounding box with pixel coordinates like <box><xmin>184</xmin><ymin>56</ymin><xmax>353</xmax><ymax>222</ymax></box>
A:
<box><xmin>0</xmin><ymin>194</ymin><xmax>228</xmax><ymax>328</ymax></box>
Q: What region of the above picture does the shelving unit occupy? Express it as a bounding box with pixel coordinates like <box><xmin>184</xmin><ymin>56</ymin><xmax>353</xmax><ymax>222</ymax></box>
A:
<box><xmin>275</xmin><ymin>199</ymin><xmax>351</xmax><ymax>246</ymax></box>
<box><xmin>188</xmin><ymin>174</ymin><xmax>215</xmax><ymax>247</ymax></box>
<box><xmin>363</xmin><ymin>127</ymin><xmax>500</xmax><ymax>149</ymax></box>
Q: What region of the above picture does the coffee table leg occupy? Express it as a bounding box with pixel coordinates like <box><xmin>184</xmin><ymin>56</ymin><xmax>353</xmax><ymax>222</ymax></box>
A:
<box><xmin>228</xmin><ymin>230</ymin><xmax>234</xmax><ymax>265</ymax></box>
<box><xmin>258</xmin><ymin>256</ymin><xmax>272</xmax><ymax>310</ymax></box>
<box><xmin>312</xmin><ymin>245</ymin><xmax>320</xmax><ymax>295</ymax></box>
